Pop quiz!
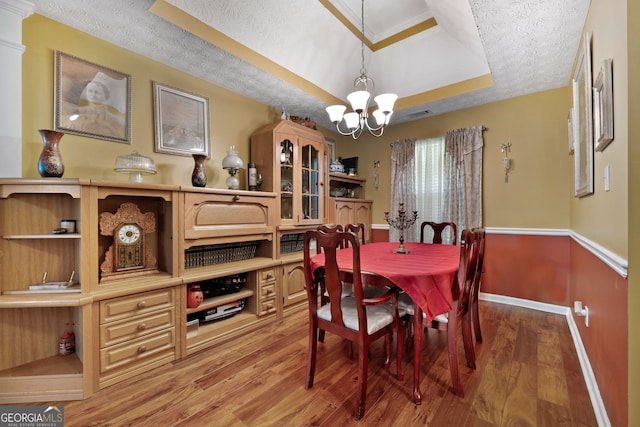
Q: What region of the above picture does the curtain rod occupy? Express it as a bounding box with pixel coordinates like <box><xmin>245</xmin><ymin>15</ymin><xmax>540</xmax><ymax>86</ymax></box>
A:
<box><xmin>389</xmin><ymin>126</ymin><xmax>488</xmax><ymax>147</ymax></box>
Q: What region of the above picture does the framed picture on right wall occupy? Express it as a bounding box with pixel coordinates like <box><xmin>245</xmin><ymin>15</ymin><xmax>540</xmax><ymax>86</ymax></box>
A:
<box><xmin>572</xmin><ymin>32</ymin><xmax>594</xmax><ymax>198</ymax></box>
<box><xmin>594</xmin><ymin>58</ymin><xmax>614</xmax><ymax>152</ymax></box>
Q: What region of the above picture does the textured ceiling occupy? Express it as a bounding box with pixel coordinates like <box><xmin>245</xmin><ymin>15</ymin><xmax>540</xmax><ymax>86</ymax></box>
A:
<box><xmin>31</xmin><ymin>0</ymin><xmax>590</xmax><ymax>131</ymax></box>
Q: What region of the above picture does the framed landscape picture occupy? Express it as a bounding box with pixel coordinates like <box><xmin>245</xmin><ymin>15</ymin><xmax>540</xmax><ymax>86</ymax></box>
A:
<box><xmin>568</xmin><ymin>108</ymin><xmax>575</xmax><ymax>155</ymax></box>
<box><xmin>153</xmin><ymin>82</ymin><xmax>210</xmax><ymax>157</ymax></box>
<box><xmin>54</xmin><ymin>51</ymin><xmax>131</xmax><ymax>143</ymax></box>
<box><xmin>572</xmin><ymin>33</ymin><xmax>593</xmax><ymax>198</ymax></box>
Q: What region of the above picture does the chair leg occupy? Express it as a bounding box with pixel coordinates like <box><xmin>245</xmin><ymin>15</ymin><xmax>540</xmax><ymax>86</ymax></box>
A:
<box><xmin>446</xmin><ymin>309</ymin><xmax>464</xmax><ymax>397</ymax></box>
<box><xmin>461</xmin><ymin>308</ymin><xmax>476</xmax><ymax>369</ymax></box>
<box><xmin>305</xmin><ymin>324</ymin><xmax>318</xmax><ymax>389</ymax></box>
<box><xmin>347</xmin><ymin>341</ymin><xmax>354</xmax><ymax>359</ymax></box>
<box><xmin>396</xmin><ymin>319</ymin><xmax>404</xmax><ymax>381</ymax></box>
<box><xmin>472</xmin><ymin>289</ymin><xmax>483</xmax><ymax>343</ymax></box>
<box><xmin>384</xmin><ymin>333</ymin><xmax>391</xmax><ymax>369</ymax></box>
<box><xmin>318</xmin><ymin>329</ymin><xmax>325</xmax><ymax>343</ymax></box>
<box><xmin>404</xmin><ymin>315</ymin><xmax>414</xmax><ymax>352</ymax></box>
<box><xmin>354</xmin><ymin>343</ymin><xmax>369</xmax><ymax>421</ymax></box>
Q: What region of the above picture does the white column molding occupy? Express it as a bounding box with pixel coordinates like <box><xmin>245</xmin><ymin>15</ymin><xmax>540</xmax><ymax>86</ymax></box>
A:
<box><xmin>0</xmin><ymin>0</ymin><xmax>34</xmax><ymax>178</ymax></box>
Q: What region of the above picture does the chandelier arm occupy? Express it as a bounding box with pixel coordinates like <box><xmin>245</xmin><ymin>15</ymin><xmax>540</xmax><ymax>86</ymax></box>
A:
<box><xmin>334</xmin><ymin>121</ymin><xmax>357</xmax><ymax>137</ymax></box>
<box><xmin>351</xmin><ymin>126</ymin><xmax>364</xmax><ymax>140</ymax></box>
<box><xmin>363</xmin><ymin>116</ymin><xmax>385</xmax><ymax>132</ymax></box>
<box><xmin>367</xmin><ymin>126</ymin><xmax>385</xmax><ymax>137</ymax></box>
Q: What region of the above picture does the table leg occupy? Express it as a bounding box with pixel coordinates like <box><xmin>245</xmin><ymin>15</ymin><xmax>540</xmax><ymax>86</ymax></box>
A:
<box><xmin>413</xmin><ymin>302</ymin><xmax>422</xmax><ymax>405</ymax></box>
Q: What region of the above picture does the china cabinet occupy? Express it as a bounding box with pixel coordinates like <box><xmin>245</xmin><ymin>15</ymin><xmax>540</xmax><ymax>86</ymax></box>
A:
<box><xmin>250</xmin><ymin>120</ymin><xmax>327</xmax><ymax>226</ymax></box>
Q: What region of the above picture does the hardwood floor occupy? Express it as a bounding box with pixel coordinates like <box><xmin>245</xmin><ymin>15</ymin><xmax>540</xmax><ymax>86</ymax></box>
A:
<box><xmin>36</xmin><ymin>301</ymin><xmax>598</xmax><ymax>426</ymax></box>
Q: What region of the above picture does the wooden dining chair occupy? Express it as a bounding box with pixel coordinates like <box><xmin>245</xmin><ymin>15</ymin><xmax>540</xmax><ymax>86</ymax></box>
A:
<box><xmin>316</xmin><ymin>224</ymin><xmax>344</xmax><ymax>248</ymax></box>
<box><xmin>303</xmin><ymin>228</ymin><xmax>404</xmax><ymax>420</ymax></box>
<box><xmin>398</xmin><ymin>228</ymin><xmax>479</xmax><ymax>397</ymax></box>
<box><xmin>470</xmin><ymin>227</ymin><xmax>486</xmax><ymax>343</ymax></box>
<box><xmin>344</xmin><ymin>222</ymin><xmax>387</xmax><ymax>358</ymax></box>
<box><xmin>315</xmin><ymin>224</ymin><xmax>344</xmax><ymax>344</ymax></box>
<box><xmin>420</xmin><ymin>221</ymin><xmax>457</xmax><ymax>245</ymax></box>
<box><xmin>346</xmin><ymin>223</ymin><xmax>367</xmax><ymax>245</ymax></box>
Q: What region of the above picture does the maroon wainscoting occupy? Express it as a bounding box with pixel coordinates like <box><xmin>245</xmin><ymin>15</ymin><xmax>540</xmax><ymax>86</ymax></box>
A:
<box><xmin>375</xmin><ymin>227</ymin><xmax>628</xmax><ymax>425</ymax></box>
<box><xmin>371</xmin><ymin>227</ymin><xmax>389</xmax><ymax>243</ymax></box>
<box><xmin>483</xmin><ymin>233</ymin><xmax>570</xmax><ymax>305</ymax></box>
<box><xmin>570</xmin><ymin>239</ymin><xmax>628</xmax><ymax>427</ymax></box>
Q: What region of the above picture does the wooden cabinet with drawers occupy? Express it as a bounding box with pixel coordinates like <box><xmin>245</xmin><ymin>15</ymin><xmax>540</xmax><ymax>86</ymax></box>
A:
<box><xmin>257</xmin><ymin>267</ymin><xmax>278</xmax><ymax>316</ymax></box>
<box><xmin>98</xmin><ymin>288</ymin><xmax>176</xmax><ymax>388</ymax></box>
<box><xmin>0</xmin><ymin>179</ymin><xmax>282</xmax><ymax>403</ymax></box>
<box><xmin>180</xmin><ymin>187</ymin><xmax>279</xmax><ymax>356</ymax></box>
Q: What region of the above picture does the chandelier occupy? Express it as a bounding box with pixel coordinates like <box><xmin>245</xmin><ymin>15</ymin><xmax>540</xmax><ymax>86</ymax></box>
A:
<box><xmin>325</xmin><ymin>0</ymin><xmax>397</xmax><ymax>139</ymax></box>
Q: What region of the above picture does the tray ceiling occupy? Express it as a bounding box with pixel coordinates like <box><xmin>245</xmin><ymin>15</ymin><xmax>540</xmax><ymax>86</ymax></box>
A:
<box><xmin>31</xmin><ymin>0</ymin><xmax>590</xmax><ymax>130</ymax></box>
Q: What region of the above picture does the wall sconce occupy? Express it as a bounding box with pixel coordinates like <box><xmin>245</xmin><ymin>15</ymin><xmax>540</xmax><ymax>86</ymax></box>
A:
<box><xmin>500</xmin><ymin>143</ymin><xmax>512</xmax><ymax>183</ymax></box>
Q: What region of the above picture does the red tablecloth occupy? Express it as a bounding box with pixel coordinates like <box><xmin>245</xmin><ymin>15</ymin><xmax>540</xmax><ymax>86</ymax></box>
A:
<box><xmin>310</xmin><ymin>242</ymin><xmax>460</xmax><ymax>322</ymax></box>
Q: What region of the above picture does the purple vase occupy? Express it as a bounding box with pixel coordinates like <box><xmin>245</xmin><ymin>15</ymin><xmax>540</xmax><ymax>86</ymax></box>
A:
<box><xmin>37</xmin><ymin>129</ymin><xmax>65</xmax><ymax>177</ymax></box>
<box><xmin>191</xmin><ymin>154</ymin><xmax>207</xmax><ymax>187</ymax></box>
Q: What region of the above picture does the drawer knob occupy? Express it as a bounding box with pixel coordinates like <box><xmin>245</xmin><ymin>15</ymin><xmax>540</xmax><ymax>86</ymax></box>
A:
<box><xmin>137</xmin><ymin>301</ymin><xmax>147</xmax><ymax>309</ymax></box>
<box><xmin>137</xmin><ymin>345</ymin><xmax>147</xmax><ymax>354</ymax></box>
<box><xmin>232</xmin><ymin>195</ymin><xmax>240</xmax><ymax>202</ymax></box>
<box><xmin>137</xmin><ymin>323</ymin><xmax>147</xmax><ymax>332</ymax></box>
<box><xmin>266</xmin><ymin>273</ymin><xmax>274</xmax><ymax>279</ymax></box>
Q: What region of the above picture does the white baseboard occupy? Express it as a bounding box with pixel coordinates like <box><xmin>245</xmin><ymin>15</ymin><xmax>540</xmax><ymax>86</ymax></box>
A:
<box><xmin>479</xmin><ymin>292</ymin><xmax>611</xmax><ymax>427</ymax></box>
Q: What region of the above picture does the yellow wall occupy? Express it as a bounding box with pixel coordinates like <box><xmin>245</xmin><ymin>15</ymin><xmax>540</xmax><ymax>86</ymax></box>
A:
<box><xmin>22</xmin><ymin>15</ymin><xmax>276</xmax><ymax>189</ymax></box>
<box><xmin>335</xmin><ymin>88</ymin><xmax>573</xmax><ymax>231</ymax></box>
<box><xmin>627</xmin><ymin>0</ymin><xmax>639</xmax><ymax>424</ymax></box>
<box><xmin>571</xmin><ymin>0</ymin><xmax>629</xmax><ymax>260</ymax></box>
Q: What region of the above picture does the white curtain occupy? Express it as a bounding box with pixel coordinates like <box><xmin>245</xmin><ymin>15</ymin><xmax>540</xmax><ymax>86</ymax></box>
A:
<box><xmin>389</xmin><ymin>138</ymin><xmax>417</xmax><ymax>242</ymax></box>
<box><xmin>415</xmin><ymin>136</ymin><xmax>446</xmax><ymax>241</ymax></box>
<box><xmin>443</xmin><ymin>126</ymin><xmax>484</xmax><ymax>232</ymax></box>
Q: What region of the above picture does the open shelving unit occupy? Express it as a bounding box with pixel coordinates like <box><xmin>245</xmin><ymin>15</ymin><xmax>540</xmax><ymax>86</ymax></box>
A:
<box><xmin>0</xmin><ymin>180</ymin><xmax>89</xmax><ymax>403</ymax></box>
<box><xmin>0</xmin><ymin>179</ymin><xmax>280</xmax><ymax>403</ymax></box>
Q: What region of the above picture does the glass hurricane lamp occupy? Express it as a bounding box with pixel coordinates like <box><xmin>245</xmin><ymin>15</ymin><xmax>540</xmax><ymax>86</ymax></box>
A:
<box><xmin>222</xmin><ymin>145</ymin><xmax>243</xmax><ymax>190</ymax></box>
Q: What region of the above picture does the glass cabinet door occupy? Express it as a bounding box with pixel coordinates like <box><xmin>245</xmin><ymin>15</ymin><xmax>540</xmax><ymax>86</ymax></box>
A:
<box><xmin>279</xmin><ymin>139</ymin><xmax>294</xmax><ymax>220</ymax></box>
<box><xmin>300</xmin><ymin>142</ymin><xmax>320</xmax><ymax>221</ymax></box>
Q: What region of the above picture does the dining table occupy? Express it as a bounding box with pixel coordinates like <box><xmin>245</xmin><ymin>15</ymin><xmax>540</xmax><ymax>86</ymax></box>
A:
<box><xmin>310</xmin><ymin>241</ymin><xmax>460</xmax><ymax>405</ymax></box>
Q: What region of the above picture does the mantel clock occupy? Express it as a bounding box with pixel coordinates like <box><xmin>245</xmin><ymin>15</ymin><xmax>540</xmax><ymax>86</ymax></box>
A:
<box><xmin>99</xmin><ymin>202</ymin><xmax>158</xmax><ymax>281</ymax></box>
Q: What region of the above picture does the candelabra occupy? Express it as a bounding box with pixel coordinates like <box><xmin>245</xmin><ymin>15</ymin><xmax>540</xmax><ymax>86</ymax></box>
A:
<box><xmin>384</xmin><ymin>202</ymin><xmax>418</xmax><ymax>254</ymax></box>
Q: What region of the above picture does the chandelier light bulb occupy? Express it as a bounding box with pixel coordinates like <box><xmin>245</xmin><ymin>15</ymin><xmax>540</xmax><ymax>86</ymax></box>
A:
<box><xmin>344</xmin><ymin>112</ymin><xmax>360</xmax><ymax>130</ymax></box>
<box><xmin>326</xmin><ymin>105</ymin><xmax>347</xmax><ymax>123</ymax></box>
<box><xmin>374</xmin><ymin>93</ymin><xmax>398</xmax><ymax>114</ymax></box>
<box><xmin>347</xmin><ymin>90</ymin><xmax>370</xmax><ymax>113</ymax></box>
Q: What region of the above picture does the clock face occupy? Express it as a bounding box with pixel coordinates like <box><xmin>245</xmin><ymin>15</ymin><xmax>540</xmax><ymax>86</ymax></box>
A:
<box><xmin>116</xmin><ymin>224</ymin><xmax>144</xmax><ymax>271</ymax></box>
<box><xmin>117</xmin><ymin>224</ymin><xmax>141</xmax><ymax>245</ymax></box>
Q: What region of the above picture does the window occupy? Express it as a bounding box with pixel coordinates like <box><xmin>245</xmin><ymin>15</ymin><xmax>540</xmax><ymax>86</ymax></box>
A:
<box><xmin>414</xmin><ymin>136</ymin><xmax>448</xmax><ymax>241</ymax></box>
<box><xmin>391</xmin><ymin>128</ymin><xmax>482</xmax><ymax>243</ymax></box>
